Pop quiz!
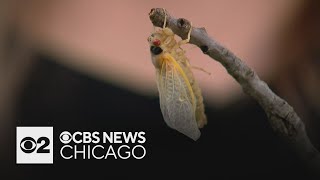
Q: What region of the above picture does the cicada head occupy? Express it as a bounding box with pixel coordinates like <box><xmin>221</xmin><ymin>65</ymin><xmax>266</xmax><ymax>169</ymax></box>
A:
<box><xmin>148</xmin><ymin>32</ymin><xmax>164</xmax><ymax>68</ymax></box>
<box><xmin>148</xmin><ymin>28</ymin><xmax>176</xmax><ymax>68</ymax></box>
<box><xmin>147</xmin><ymin>28</ymin><xmax>174</xmax><ymax>48</ymax></box>
<box><xmin>148</xmin><ymin>32</ymin><xmax>163</xmax><ymax>49</ymax></box>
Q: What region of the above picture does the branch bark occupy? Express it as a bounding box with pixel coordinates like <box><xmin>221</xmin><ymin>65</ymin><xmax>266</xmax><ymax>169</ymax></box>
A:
<box><xmin>149</xmin><ymin>8</ymin><xmax>320</xmax><ymax>177</ymax></box>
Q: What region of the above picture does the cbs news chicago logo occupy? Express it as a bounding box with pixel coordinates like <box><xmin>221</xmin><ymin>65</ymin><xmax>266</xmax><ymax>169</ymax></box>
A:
<box><xmin>16</xmin><ymin>127</ymin><xmax>147</xmax><ymax>164</ymax></box>
<box><xmin>59</xmin><ymin>131</ymin><xmax>147</xmax><ymax>160</ymax></box>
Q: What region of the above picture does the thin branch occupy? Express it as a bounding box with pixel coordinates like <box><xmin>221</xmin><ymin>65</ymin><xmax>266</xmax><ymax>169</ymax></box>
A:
<box><xmin>149</xmin><ymin>8</ymin><xmax>320</xmax><ymax>176</ymax></box>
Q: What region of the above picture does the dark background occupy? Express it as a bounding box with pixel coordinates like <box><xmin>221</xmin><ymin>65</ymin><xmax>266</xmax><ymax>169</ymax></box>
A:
<box><xmin>4</xmin><ymin>54</ymin><xmax>309</xmax><ymax>179</ymax></box>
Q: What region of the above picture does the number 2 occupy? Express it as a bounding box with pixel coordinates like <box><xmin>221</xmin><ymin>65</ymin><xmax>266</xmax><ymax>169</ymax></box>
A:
<box><xmin>37</xmin><ymin>137</ymin><xmax>50</xmax><ymax>153</ymax></box>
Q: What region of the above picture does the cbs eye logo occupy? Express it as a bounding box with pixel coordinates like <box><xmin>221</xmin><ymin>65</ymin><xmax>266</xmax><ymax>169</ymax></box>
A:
<box><xmin>16</xmin><ymin>127</ymin><xmax>53</xmax><ymax>164</ymax></box>
<box><xmin>20</xmin><ymin>136</ymin><xmax>50</xmax><ymax>154</ymax></box>
<box><xmin>59</xmin><ymin>131</ymin><xmax>72</xmax><ymax>144</ymax></box>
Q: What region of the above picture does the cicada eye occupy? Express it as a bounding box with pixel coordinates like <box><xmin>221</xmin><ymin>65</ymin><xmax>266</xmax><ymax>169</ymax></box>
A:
<box><xmin>153</xmin><ymin>39</ymin><xmax>161</xmax><ymax>46</ymax></box>
<box><xmin>150</xmin><ymin>46</ymin><xmax>163</xmax><ymax>55</ymax></box>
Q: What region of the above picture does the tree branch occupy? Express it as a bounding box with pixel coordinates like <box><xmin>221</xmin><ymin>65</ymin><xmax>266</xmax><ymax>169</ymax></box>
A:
<box><xmin>149</xmin><ymin>8</ymin><xmax>320</xmax><ymax>176</ymax></box>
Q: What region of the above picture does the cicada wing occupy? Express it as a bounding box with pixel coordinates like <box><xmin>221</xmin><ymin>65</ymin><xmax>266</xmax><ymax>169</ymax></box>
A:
<box><xmin>156</xmin><ymin>54</ymin><xmax>200</xmax><ymax>140</ymax></box>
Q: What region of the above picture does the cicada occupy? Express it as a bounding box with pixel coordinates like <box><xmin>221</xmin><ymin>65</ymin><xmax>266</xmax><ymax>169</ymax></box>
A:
<box><xmin>147</xmin><ymin>9</ymin><xmax>207</xmax><ymax>140</ymax></box>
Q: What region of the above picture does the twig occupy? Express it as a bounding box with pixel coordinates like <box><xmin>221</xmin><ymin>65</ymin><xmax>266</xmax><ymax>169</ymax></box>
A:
<box><xmin>149</xmin><ymin>8</ymin><xmax>320</xmax><ymax>176</ymax></box>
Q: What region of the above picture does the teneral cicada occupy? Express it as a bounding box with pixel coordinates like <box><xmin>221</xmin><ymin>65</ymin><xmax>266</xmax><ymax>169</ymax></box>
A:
<box><xmin>148</xmin><ymin>9</ymin><xmax>207</xmax><ymax>140</ymax></box>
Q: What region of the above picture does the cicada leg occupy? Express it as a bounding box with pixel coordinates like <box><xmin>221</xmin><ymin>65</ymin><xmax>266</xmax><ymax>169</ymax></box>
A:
<box><xmin>162</xmin><ymin>8</ymin><xmax>167</xmax><ymax>28</ymax></box>
<box><xmin>191</xmin><ymin>66</ymin><xmax>211</xmax><ymax>75</ymax></box>
<box><xmin>178</xmin><ymin>22</ymin><xmax>192</xmax><ymax>46</ymax></box>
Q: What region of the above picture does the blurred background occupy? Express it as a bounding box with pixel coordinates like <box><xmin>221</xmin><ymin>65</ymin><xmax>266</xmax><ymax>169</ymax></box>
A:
<box><xmin>0</xmin><ymin>0</ymin><xmax>319</xmax><ymax>179</ymax></box>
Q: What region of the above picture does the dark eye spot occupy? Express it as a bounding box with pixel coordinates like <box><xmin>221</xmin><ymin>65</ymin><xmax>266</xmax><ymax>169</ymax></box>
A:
<box><xmin>150</xmin><ymin>46</ymin><xmax>163</xmax><ymax>55</ymax></box>
<box><xmin>178</xmin><ymin>18</ymin><xmax>185</xmax><ymax>27</ymax></box>
<box><xmin>200</xmin><ymin>45</ymin><xmax>209</xmax><ymax>54</ymax></box>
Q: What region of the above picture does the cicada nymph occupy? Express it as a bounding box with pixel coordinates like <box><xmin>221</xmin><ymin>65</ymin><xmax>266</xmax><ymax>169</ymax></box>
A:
<box><xmin>147</xmin><ymin>9</ymin><xmax>207</xmax><ymax>140</ymax></box>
